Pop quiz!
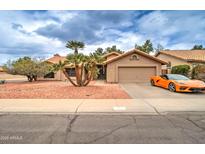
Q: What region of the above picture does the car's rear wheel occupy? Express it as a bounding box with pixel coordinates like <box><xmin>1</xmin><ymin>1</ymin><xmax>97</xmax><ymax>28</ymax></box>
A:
<box><xmin>168</xmin><ymin>82</ymin><xmax>176</xmax><ymax>92</ymax></box>
<box><xmin>150</xmin><ymin>79</ymin><xmax>155</xmax><ymax>86</ymax></box>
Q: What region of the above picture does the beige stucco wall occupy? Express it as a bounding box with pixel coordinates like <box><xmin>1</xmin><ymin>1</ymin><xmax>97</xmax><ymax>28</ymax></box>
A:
<box><xmin>106</xmin><ymin>54</ymin><xmax>162</xmax><ymax>83</ymax></box>
<box><xmin>54</xmin><ymin>70</ymin><xmax>67</xmax><ymax>81</ymax></box>
<box><xmin>40</xmin><ymin>70</ymin><xmax>66</xmax><ymax>81</ymax></box>
<box><xmin>157</xmin><ymin>54</ymin><xmax>192</xmax><ymax>67</ymax></box>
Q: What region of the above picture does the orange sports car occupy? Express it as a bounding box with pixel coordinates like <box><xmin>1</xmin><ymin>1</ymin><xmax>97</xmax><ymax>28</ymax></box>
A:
<box><xmin>150</xmin><ymin>74</ymin><xmax>205</xmax><ymax>92</ymax></box>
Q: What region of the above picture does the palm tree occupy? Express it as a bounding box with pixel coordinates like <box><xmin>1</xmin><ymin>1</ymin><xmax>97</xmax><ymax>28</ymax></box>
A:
<box><xmin>52</xmin><ymin>60</ymin><xmax>65</xmax><ymax>72</ymax></box>
<box><xmin>66</xmin><ymin>40</ymin><xmax>84</xmax><ymax>55</ymax></box>
<box><xmin>52</xmin><ymin>40</ymin><xmax>104</xmax><ymax>87</ymax></box>
<box><xmin>66</xmin><ymin>53</ymin><xmax>88</xmax><ymax>86</ymax></box>
<box><xmin>83</xmin><ymin>53</ymin><xmax>104</xmax><ymax>86</ymax></box>
<box><xmin>52</xmin><ymin>60</ymin><xmax>77</xmax><ymax>86</ymax></box>
<box><xmin>53</xmin><ymin>53</ymin><xmax>102</xmax><ymax>87</ymax></box>
<box><xmin>66</xmin><ymin>40</ymin><xmax>85</xmax><ymax>85</ymax></box>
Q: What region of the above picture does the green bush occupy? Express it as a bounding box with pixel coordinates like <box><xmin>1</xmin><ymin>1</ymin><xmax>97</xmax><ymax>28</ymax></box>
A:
<box><xmin>191</xmin><ymin>64</ymin><xmax>205</xmax><ymax>79</ymax></box>
<box><xmin>171</xmin><ymin>65</ymin><xmax>191</xmax><ymax>76</ymax></box>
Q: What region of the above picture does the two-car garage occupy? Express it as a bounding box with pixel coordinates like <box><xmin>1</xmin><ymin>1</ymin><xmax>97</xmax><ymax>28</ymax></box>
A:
<box><xmin>118</xmin><ymin>67</ymin><xmax>156</xmax><ymax>83</ymax></box>
<box><xmin>105</xmin><ymin>49</ymin><xmax>167</xmax><ymax>83</ymax></box>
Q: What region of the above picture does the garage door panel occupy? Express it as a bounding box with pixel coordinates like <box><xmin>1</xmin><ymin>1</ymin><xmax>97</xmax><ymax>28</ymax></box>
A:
<box><xmin>118</xmin><ymin>67</ymin><xmax>156</xmax><ymax>83</ymax></box>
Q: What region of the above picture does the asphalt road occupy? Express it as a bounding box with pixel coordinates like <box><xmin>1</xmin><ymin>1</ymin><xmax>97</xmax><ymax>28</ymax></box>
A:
<box><xmin>0</xmin><ymin>112</ymin><xmax>205</xmax><ymax>144</ymax></box>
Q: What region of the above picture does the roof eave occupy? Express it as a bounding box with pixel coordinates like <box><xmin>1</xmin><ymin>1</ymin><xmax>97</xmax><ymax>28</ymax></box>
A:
<box><xmin>105</xmin><ymin>49</ymin><xmax>168</xmax><ymax>65</ymax></box>
<box><xmin>187</xmin><ymin>59</ymin><xmax>205</xmax><ymax>63</ymax></box>
<box><xmin>102</xmin><ymin>52</ymin><xmax>121</xmax><ymax>58</ymax></box>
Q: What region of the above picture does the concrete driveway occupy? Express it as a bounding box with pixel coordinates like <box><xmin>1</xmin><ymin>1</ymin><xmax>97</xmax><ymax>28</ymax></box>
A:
<box><xmin>120</xmin><ymin>83</ymin><xmax>205</xmax><ymax>99</ymax></box>
<box><xmin>120</xmin><ymin>83</ymin><xmax>205</xmax><ymax>113</ymax></box>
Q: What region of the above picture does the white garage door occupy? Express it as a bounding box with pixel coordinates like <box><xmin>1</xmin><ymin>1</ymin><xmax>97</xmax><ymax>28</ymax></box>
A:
<box><xmin>118</xmin><ymin>67</ymin><xmax>156</xmax><ymax>83</ymax></box>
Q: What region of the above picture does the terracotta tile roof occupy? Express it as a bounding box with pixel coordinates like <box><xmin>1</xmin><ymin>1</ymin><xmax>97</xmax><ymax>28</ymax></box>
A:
<box><xmin>104</xmin><ymin>49</ymin><xmax>167</xmax><ymax>65</ymax></box>
<box><xmin>102</xmin><ymin>52</ymin><xmax>121</xmax><ymax>58</ymax></box>
<box><xmin>46</xmin><ymin>54</ymin><xmax>66</xmax><ymax>64</ymax></box>
<box><xmin>156</xmin><ymin>50</ymin><xmax>205</xmax><ymax>62</ymax></box>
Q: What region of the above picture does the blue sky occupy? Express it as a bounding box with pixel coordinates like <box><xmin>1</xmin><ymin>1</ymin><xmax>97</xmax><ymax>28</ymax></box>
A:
<box><xmin>0</xmin><ymin>10</ymin><xmax>205</xmax><ymax>64</ymax></box>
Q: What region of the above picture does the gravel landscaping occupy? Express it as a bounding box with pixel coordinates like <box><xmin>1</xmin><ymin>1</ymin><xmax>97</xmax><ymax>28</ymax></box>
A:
<box><xmin>0</xmin><ymin>81</ymin><xmax>130</xmax><ymax>99</ymax></box>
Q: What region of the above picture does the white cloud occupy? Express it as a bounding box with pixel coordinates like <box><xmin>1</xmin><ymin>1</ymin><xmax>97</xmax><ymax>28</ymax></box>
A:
<box><xmin>1</xmin><ymin>10</ymin><xmax>205</xmax><ymax>65</ymax></box>
<box><xmin>168</xmin><ymin>43</ymin><xmax>194</xmax><ymax>50</ymax></box>
<box><xmin>136</xmin><ymin>11</ymin><xmax>205</xmax><ymax>49</ymax></box>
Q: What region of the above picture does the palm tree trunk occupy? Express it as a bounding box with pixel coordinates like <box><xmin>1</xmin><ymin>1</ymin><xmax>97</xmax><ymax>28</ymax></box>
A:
<box><xmin>75</xmin><ymin>65</ymin><xmax>81</xmax><ymax>86</ymax></box>
<box><xmin>79</xmin><ymin>63</ymin><xmax>84</xmax><ymax>86</ymax></box>
<box><xmin>60</xmin><ymin>70</ymin><xmax>62</xmax><ymax>81</ymax></box>
<box><xmin>83</xmin><ymin>71</ymin><xmax>92</xmax><ymax>86</ymax></box>
<box><xmin>82</xmin><ymin>71</ymin><xmax>88</xmax><ymax>85</ymax></box>
<box><xmin>74</xmin><ymin>48</ymin><xmax>78</xmax><ymax>55</ymax></box>
<box><xmin>62</xmin><ymin>69</ymin><xmax>78</xmax><ymax>87</ymax></box>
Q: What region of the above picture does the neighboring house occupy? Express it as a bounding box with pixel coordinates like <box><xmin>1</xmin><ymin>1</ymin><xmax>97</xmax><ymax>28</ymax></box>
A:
<box><xmin>156</xmin><ymin>50</ymin><xmax>205</xmax><ymax>69</ymax></box>
<box><xmin>46</xmin><ymin>54</ymin><xmax>67</xmax><ymax>64</ymax></box>
<box><xmin>45</xmin><ymin>50</ymin><xmax>167</xmax><ymax>83</ymax></box>
<box><xmin>44</xmin><ymin>54</ymin><xmax>68</xmax><ymax>81</ymax></box>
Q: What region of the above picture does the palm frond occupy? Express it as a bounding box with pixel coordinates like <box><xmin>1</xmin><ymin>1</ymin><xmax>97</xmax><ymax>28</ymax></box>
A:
<box><xmin>66</xmin><ymin>40</ymin><xmax>85</xmax><ymax>50</ymax></box>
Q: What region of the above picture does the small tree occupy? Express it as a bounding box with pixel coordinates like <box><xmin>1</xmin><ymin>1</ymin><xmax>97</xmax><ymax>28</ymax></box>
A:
<box><xmin>32</xmin><ymin>61</ymin><xmax>52</xmax><ymax>81</ymax></box>
<box><xmin>155</xmin><ymin>44</ymin><xmax>164</xmax><ymax>53</ymax></box>
<box><xmin>191</xmin><ymin>45</ymin><xmax>204</xmax><ymax>50</ymax></box>
<box><xmin>191</xmin><ymin>64</ymin><xmax>205</xmax><ymax>79</ymax></box>
<box><xmin>105</xmin><ymin>45</ymin><xmax>124</xmax><ymax>54</ymax></box>
<box><xmin>171</xmin><ymin>65</ymin><xmax>191</xmax><ymax>76</ymax></box>
<box><xmin>94</xmin><ymin>48</ymin><xmax>105</xmax><ymax>56</ymax></box>
<box><xmin>135</xmin><ymin>40</ymin><xmax>153</xmax><ymax>54</ymax></box>
<box><xmin>4</xmin><ymin>57</ymin><xmax>51</xmax><ymax>82</ymax></box>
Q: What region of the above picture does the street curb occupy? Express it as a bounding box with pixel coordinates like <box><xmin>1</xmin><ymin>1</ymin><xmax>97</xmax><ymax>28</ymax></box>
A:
<box><xmin>0</xmin><ymin>111</ymin><xmax>160</xmax><ymax>115</ymax></box>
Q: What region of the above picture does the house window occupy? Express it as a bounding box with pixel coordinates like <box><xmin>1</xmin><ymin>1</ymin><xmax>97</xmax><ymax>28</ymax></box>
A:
<box><xmin>130</xmin><ymin>54</ymin><xmax>139</xmax><ymax>60</ymax></box>
<box><xmin>44</xmin><ymin>72</ymin><xmax>55</xmax><ymax>78</ymax></box>
<box><xmin>66</xmin><ymin>68</ymin><xmax>76</xmax><ymax>76</ymax></box>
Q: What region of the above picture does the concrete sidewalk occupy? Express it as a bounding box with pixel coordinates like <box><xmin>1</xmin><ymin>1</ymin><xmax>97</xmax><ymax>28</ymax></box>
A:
<box><xmin>0</xmin><ymin>99</ymin><xmax>205</xmax><ymax>114</ymax></box>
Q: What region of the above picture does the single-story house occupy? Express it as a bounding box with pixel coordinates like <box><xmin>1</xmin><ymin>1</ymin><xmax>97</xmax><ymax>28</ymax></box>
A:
<box><xmin>156</xmin><ymin>50</ymin><xmax>205</xmax><ymax>69</ymax></box>
<box><xmin>104</xmin><ymin>49</ymin><xmax>167</xmax><ymax>83</ymax></box>
<box><xmin>44</xmin><ymin>54</ymin><xmax>67</xmax><ymax>80</ymax></box>
<box><xmin>45</xmin><ymin>49</ymin><xmax>167</xmax><ymax>83</ymax></box>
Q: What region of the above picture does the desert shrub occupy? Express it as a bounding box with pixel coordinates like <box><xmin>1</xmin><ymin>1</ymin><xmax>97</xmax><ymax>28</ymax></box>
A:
<box><xmin>3</xmin><ymin>57</ymin><xmax>52</xmax><ymax>82</ymax></box>
<box><xmin>191</xmin><ymin>64</ymin><xmax>205</xmax><ymax>79</ymax></box>
<box><xmin>171</xmin><ymin>65</ymin><xmax>191</xmax><ymax>76</ymax></box>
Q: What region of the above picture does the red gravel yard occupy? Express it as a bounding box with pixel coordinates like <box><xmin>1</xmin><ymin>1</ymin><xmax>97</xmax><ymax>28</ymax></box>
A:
<box><xmin>0</xmin><ymin>81</ymin><xmax>130</xmax><ymax>99</ymax></box>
